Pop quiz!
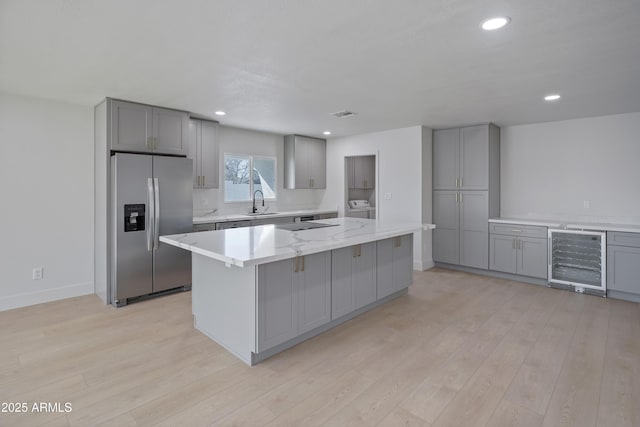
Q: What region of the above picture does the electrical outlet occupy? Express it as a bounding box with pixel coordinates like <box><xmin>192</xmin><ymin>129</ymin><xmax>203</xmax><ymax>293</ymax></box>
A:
<box><xmin>583</xmin><ymin>200</ymin><xmax>591</xmax><ymax>209</ymax></box>
<box><xmin>384</xmin><ymin>192</ymin><xmax>392</xmax><ymax>200</ymax></box>
<box><xmin>32</xmin><ymin>267</ymin><xmax>43</xmax><ymax>280</ymax></box>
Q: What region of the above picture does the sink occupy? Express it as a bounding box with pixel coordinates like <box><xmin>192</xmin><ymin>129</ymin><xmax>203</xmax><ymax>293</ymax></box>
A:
<box><xmin>247</xmin><ymin>212</ymin><xmax>278</xmax><ymax>216</ymax></box>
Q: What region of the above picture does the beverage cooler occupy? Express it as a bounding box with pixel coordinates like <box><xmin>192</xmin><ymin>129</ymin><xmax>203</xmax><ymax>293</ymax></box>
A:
<box><xmin>548</xmin><ymin>229</ymin><xmax>606</xmax><ymax>294</ymax></box>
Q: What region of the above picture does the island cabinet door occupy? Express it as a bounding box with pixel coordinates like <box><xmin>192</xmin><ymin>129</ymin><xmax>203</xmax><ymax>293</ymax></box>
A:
<box><xmin>377</xmin><ymin>234</ymin><xmax>414</xmax><ymax>299</ymax></box>
<box><xmin>395</xmin><ymin>234</ymin><xmax>413</xmax><ymax>289</ymax></box>
<box><xmin>354</xmin><ymin>242</ymin><xmax>377</xmax><ymax>309</ymax></box>
<box><xmin>297</xmin><ymin>252</ymin><xmax>332</xmax><ymax>335</ymax></box>
<box><xmin>332</xmin><ymin>246</ymin><xmax>356</xmax><ymax>319</ymax></box>
<box><xmin>257</xmin><ymin>258</ymin><xmax>297</xmax><ymax>352</ymax></box>
<box><xmin>332</xmin><ymin>243</ymin><xmax>377</xmax><ymax>320</ymax></box>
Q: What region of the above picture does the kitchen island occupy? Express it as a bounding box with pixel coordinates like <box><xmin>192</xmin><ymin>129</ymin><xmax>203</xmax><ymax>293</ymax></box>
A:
<box><xmin>161</xmin><ymin>217</ymin><xmax>435</xmax><ymax>365</ymax></box>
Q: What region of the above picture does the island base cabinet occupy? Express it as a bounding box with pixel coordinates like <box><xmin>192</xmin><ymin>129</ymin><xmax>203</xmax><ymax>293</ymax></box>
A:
<box><xmin>331</xmin><ymin>242</ymin><xmax>377</xmax><ymax>319</ymax></box>
<box><xmin>298</xmin><ymin>252</ymin><xmax>332</xmax><ymax>334</ymax></box>
<box><xmin>377</xmin><ymin>234</ymin><xmax>413</xmax><ymax>299</ymax></box>
<box><xmin>257</xmin><ymin>252</ymin><xmax>331</xmax><ymax>352</ymax></box>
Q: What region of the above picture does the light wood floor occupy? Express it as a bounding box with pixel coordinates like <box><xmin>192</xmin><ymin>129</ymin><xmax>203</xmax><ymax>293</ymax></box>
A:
<box><xmin>1</xmin><ymin>268</ymin><xmax>639</xmax><ymax>427</ymax></box>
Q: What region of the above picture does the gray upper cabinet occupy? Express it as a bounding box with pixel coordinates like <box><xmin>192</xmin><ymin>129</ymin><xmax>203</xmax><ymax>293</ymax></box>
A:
<box><xmin>433</xmin><ymin>128</ymin><xmax>460</xmax><ymax>190</ymax></box>
<box><xmin>489</xmin><ymin>225</ymin><xmax>548</xmax><ymax>279</ymax></box>
<box><xmin>284</xmin><ymin>135</ymin><xmax>327</xmax><ymax>189</ymax></box>
<box><xmin>376</xmin><ymin>234</ymin><xmax>413</xmax><ymax>299</ymax></box>
<box><xmin>607</xmin><ymin>232</ymin><xmax>640</xmax><ymax>296</ymax></box>
<box><xmin>257</xmin><ymin>252</ymin><xmax>331</xmax><ymax>351</ymax></box>
<box><xmin>331</xmin><ymin>242</ymin><xmax>377</xmax><ymax>319</ymax></box>
<box><xmin>110</xmin><ymin>100</ymin><xmax>153</xmax><ymax>153</ymax></box>
<box><xmin>433</xmin><ymin>124</ymin><xmax>497</xmax><ymax>191</ymax></box>
<box><xmin>350</xmin><ymin>156</ymin><xmax>375</xmax><ymax>189</ymax></box>
<box><xmin>460</xmin><ymin>126</ymin><xmax>489</xmax><ymax>190</ymax></box>
<box><xmin>188</xmin><ymin>119</ymin><xmax>219</xmax><ymax>189</ymax></box>
<box><xmin>109</xmin><ymin>99</ymin><xmax>189</xmax><ymax>156</ymax></box>
<box><xmin>432</xmin><ymin>124</ymin><xmax>500</xmax><ymax>270</ymax></box>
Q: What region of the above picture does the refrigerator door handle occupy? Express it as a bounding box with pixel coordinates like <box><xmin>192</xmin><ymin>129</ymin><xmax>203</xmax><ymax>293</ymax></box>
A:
<box><xmin>147</xmin><ymin>178</ymin><xmax>155</xmax><ymax>251</ymax></box>
<box><xmin>153</xmin><ymin>178</ymin><xmax>160</xmax><ymax>250</ymax></box>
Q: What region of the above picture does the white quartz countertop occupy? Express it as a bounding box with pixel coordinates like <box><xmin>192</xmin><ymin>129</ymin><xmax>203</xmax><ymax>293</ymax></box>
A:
<box><xmin>162</xmin><ymin>218</ymin><xmax>436</xmax><ymax>267</ymax></box>
<box><xmin>193</xmin><ymin>209</ymin><xmax>339</xmax><ymax>224</ymax></box>
<box><xmin>489</xmin><ymin>218</ymin><xmax>640</xmax><ymax>233</ymax></box>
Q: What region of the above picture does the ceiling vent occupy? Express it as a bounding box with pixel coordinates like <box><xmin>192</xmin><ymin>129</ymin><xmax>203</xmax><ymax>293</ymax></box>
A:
<box><xmin>331</xmin><ymin>110</ymin><xmax>357</xmax><ymax>118</ymax></box>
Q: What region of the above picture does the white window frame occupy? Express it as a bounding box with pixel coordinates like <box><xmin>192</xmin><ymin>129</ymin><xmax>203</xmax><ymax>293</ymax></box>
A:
<box><xmin>223</xmin><ymin>153</ymin><xmax>277</xmax><ymax>203</ymax></box>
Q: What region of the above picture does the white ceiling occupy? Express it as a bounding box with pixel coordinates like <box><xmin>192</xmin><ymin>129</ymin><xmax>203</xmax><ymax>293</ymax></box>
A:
<box><xmin>1</xmin><ymin>0</ymin><xmax>640</xmax><ymax>137</ymax></box>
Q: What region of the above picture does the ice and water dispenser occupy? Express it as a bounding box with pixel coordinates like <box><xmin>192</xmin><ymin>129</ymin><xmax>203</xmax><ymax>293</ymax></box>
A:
<box><xmin>124</xmin><ymin>204</ymin><xmax>145</xmax><ymax>232</ymax></box>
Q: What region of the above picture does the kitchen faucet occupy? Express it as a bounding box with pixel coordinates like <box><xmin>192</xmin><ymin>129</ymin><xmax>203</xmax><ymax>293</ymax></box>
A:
<box><xmin>252</xmin><ymin>189</ymin><xmax>264</xmax><ymax>214</ymax></box>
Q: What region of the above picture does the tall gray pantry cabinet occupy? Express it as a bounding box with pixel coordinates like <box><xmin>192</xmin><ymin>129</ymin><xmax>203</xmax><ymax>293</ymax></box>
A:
<box><xmin>432</xmin><ymin>124</ymin><xmax>500</xmax><ymax>269</ymax></box>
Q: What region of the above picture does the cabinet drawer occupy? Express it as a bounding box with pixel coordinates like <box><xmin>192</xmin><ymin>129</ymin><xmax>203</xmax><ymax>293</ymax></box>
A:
<box><xmin>608</xmin><ymin>231</ymin><xmax>640</xmax><ymax>248</ymax></box>
<box><xmin>489</xmin><ymin>223</ymin><xmax>547</xmax><ymax>238</ymax></box>
<box><xmin>193</xmin><ymin>223</ymin><xmax>216</xmax><ymax>232</ymax></box>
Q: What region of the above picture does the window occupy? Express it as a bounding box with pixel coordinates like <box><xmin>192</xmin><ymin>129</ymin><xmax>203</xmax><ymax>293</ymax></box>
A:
<box><xmin>224</xmin><ymin>154</ymin><xmax>277</xmax><ymax>202</ymax></box>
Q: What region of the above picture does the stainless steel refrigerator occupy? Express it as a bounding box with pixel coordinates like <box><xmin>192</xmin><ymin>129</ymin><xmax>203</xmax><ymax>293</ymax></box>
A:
<box><xmin>110</xmin><ymin>153</ymin><xmax>193</xmax><ymax>306</ymax></box>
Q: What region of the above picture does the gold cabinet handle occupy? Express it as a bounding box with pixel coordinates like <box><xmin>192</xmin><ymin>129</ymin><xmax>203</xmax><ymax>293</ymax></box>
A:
<box><xmin>353</xmin><ymin>246</ymin><xmax>358</xmax><ymax>258</ymax></box>
<box><xmin>202</xmin><ymin>175</ymin><xmax>205</xmax><ymax>186</ymax></box>
<box><xmin>455</xmin><ymin>192</ymin><xmax>459</xmax><ymax>203</ymax></box>
<box><xmin>460</xmin><ymin>178</ymin><xmax>463</xmax><ymax>188</ymax></box>
<box><xmin>294</xmin><ymin>256</ymin><xmax>299</xmax><ymax>273</ymax></box>
<box><xmin>459</xmin><ymin>192</ymin><xmax>463</xmax><ymax>203</ymax></box>
<box><xmin>455</xmin><ymin>178</ymin><xmax>459</xmax><ymax>188</ymax></box>
<box><xmin>301</xmin><ymin>256</ymin><xmax>305</xmax><ymax>272</ymax></box>
<box><xmin>512</xmin><ymin>239</ymin><xmax>516</xmax><ymax>249</ymax></box>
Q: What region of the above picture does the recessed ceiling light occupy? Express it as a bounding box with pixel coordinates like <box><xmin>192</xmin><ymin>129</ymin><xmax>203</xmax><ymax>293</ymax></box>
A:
<box><xmin>481</xmin><ymin>16</ymin><xmax>510</xmax><ymax>31</ymax></box>
<box><xmin>323</xmin><ymin>131</ymin><xmax>331</xmax><ymax>135</ymax></box>
<box><xmin>544</xmin><ymin>94</ymin><xmax>561</xmax><ymax>101</ymax></box>
<box><xmin>214</xmin><ymin>111</ymin><xmax>226</xmax><ymax>116</ymax></box>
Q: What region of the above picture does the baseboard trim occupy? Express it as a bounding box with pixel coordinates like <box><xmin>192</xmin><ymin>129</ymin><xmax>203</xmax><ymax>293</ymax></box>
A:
<box><xmin>0</xmin><ymin>282</ymin><xmax>94</xmax><ymax>312</ymax></box>
<box><xmin>414</xmin><ymin>260</ymin><xmax>435</xmax><ymax>271</ymax></box>
<box><xmin>433</xmin><ymin>263</ymin><xmax>548</xmax><ymax>286</ymax></box>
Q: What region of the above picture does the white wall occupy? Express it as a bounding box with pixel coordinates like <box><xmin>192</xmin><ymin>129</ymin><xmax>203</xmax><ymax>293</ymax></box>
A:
<box><xmin>193</xmin><ymin>126</ymin><xmax>323</xmax><ymax>215</ymax></box>
<box><xmin>319</xmin><ymin>126</ymin><xmax>433</xmax><ymax>270</ymax></box>
<box><xmin>0</xmin><ymin>93</ymin><xmax>94</xmax><ymax>311</ymax></box>
<box><xmin>501</xmin><ymin>112</ymin><xmax>640</xmax><ymax>224</ymax></box>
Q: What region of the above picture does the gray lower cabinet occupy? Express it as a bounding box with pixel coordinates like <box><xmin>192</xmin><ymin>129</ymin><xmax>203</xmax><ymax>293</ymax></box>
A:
<box><xmin>109</xmin><ymin>99</ymin><xmax>189</xmax><ymax>156</ymax></box>
<box><xmin>433</xmin><ymin>190</ymin><xmax>488</xmax><ymax>269</ymax></box>
<box><xmin>489</xmin><ymin>224</ymin><xmax>548</xmax><ymax>279</ymax></box>
<box><xmin>257</xmin><ymin>251</ymin><xmax>331</xmax><ymax>351</ymax></box>
<box><xmin>331</xmin><ymin>242</ymin><xmax>377</xmax><ymax>319</ymax></box>
<box><xmin>377</xmin><ymin>234</ymin><xmax>413</xmax><ymax>299</ymax></box>
<box><xmin>607</xmin><ymin>232</ymin><xmax>640</xmax><ymax>296</ymax></box>
<box><xmin>518</xmin><ymin>237</ymin><xmax>548</xmax><ymax>279</ymax></box>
